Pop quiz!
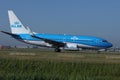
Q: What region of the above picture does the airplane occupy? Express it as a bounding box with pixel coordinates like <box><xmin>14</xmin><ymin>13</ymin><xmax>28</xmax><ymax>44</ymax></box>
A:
<box><xmin>1</xmin><ymin>10</ymin><xmax>113</xmax><ymax>52</ymax></box>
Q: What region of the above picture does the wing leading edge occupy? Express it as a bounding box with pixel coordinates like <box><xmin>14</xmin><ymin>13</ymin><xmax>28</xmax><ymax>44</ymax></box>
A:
<box><xmin>31</xmin><ymin>34</ymin><xmax>65</xmax><ymax>47</ymax></box>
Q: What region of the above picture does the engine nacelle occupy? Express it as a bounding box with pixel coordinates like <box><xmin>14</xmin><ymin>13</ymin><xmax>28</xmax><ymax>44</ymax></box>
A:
<box><xmin>64</xmin><ymin>43</ymin><xmax>79</xmax><ymax>50</ymax></box>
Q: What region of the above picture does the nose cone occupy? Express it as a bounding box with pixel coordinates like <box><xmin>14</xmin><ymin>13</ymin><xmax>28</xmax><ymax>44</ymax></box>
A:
<box><xmin>106</xmin><ymin>42</ymin><xmax>113</xmax><ymax>48</ymax></box>
<box><xmin>99</xmin><ymin>42</ymin><xmax>113</xmax><ymax>48</ymax></box>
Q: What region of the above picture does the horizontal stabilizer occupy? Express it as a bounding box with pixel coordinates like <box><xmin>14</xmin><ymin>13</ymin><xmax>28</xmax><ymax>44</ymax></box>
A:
<box><xmin>1</xmin><ymin>31</ymin><xmax>18</xmax><ymax>36</ymax></box>
<box><xmin>1</xmin><ymin>31</ymin><xmax>22</xmax><ymax>40</ymax></box>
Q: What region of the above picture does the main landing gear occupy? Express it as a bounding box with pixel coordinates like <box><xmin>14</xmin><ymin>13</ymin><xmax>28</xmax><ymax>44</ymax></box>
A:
<box><xmin>55</xmin><ymin>48</ymin><xmax>61</xmax><ymax>52</ymax></box>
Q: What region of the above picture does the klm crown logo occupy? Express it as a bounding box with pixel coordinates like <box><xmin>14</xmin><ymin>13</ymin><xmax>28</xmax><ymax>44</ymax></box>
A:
<box><xmin>11</xmin><ymin>22</ymin><xmax>22</xmax><ymax>28</ymax></box>
<box><xmin>71</xmin><ymin>36</ymin><xmax>79</xmax><ymax>40</ymax></box>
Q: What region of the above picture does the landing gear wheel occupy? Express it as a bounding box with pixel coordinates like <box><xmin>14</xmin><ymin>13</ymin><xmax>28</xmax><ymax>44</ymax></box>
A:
<box><xmin>55</xmin><ymin>48</ymin><xmax>61</xmax><ymax>52</ymax></box>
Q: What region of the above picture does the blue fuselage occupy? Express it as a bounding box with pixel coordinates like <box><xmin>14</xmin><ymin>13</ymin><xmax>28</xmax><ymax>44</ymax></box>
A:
<box><xmin>17</xmin><ymin>33</ymin><xmax>112</xmax><ymax>49</ymax></box>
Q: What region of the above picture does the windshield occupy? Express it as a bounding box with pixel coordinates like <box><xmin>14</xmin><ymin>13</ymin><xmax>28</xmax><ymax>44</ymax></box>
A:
<box><xmin>102</xmin><ymin>40</ymin><xmax>108</xmax><ymax>42</ymax></box>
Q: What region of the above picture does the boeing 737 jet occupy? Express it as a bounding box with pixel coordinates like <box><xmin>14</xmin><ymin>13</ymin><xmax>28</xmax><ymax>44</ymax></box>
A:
<box><xmin>1</xmin><ymin>10</ymin><xmax>113</xmax><ymax>52</ymax></box>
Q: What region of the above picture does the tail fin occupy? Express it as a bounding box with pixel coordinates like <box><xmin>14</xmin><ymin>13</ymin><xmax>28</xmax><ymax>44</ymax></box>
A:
<box><xmin>8</xmin><ymin>10</ymin><xmax>29</xmax><ymax>34</ymax></box>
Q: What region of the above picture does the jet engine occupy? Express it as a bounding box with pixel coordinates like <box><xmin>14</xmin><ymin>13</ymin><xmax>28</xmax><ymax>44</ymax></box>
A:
<box><xmin>64</xmin><ymin>43</ymin><xmax>79</xmax><ymax>50</ymax></box>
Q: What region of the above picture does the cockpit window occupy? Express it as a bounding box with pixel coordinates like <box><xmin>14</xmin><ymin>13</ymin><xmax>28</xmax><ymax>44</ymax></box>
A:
<box><xmin>103</xmin><ymin>40</ymin><xmax>108</xmax><ymax>42</ymax></box>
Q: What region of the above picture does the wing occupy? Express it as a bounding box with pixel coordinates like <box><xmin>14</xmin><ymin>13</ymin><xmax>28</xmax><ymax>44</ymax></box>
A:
<box><xmin>26</xmin><ymin>26</ymin><xmax>65</xmax><ymax>47</ymax></box>
<box><xmin>31</xmin><ymin>34</ymin><xmax>65</xmax><ymax>47</ymax></box>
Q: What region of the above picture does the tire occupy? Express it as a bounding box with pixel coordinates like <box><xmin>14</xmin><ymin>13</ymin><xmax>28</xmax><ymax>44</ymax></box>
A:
<box><xmin>55</xmin><ymin>48</ymin><xmax>61</xmax><ymax>52</ymax></box>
